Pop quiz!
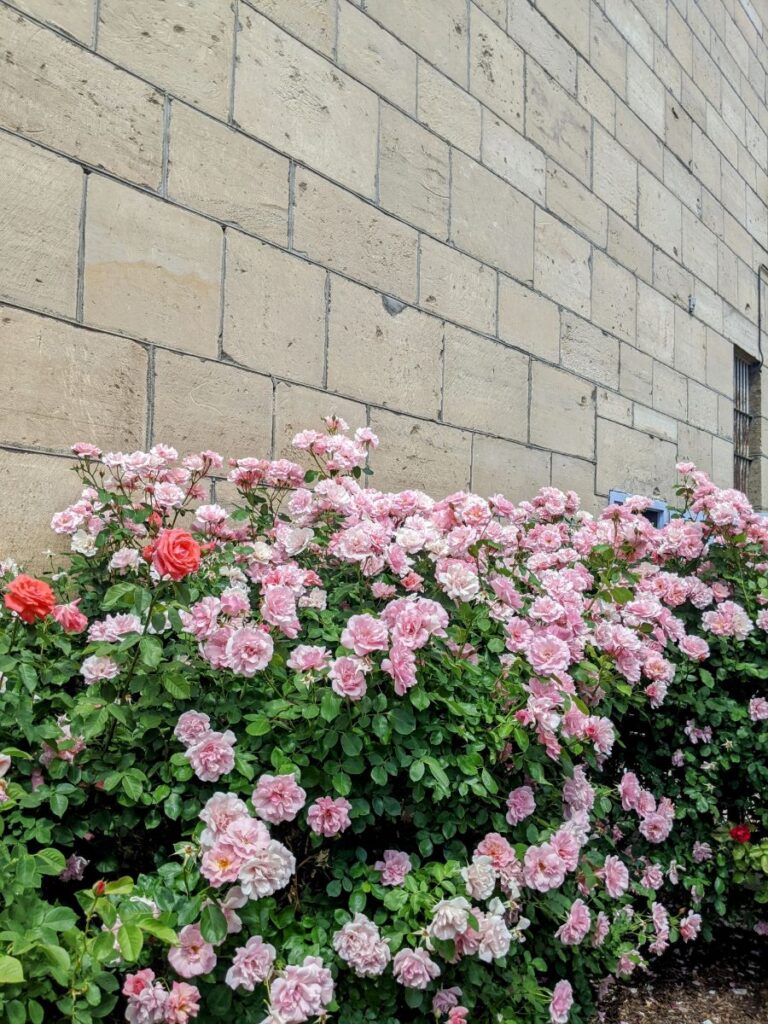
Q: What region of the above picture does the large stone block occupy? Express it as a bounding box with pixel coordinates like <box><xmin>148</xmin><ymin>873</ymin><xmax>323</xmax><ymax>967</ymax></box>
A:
<box><xmin>470</xmin><ymin>5</ymin><xmax>525</xmax><ymax>127</ymax></box>
<box><xmin>223</xmin><ymin>231</ymin><xmax>326</xmax><ymax>386</ymax></box>
<box><xmin>168</xmin><ymin>102</ymin><xmax>289</xmax><ymax>244</ymax></box>
<box><xmin>653</xmin><ymin>361</ymin><xmax>688</xmax><ymax>420</ymax></box>
<box><xmin>152</xmin><ymin>350</ymin><xmax>272</xmax><ymax>459</ymax></box>
<box><xmin>327</xmin><ymin>277</ymin><xmax>443</xmax><ymax>418</ymax></box>
<box><xmin>442</xmin><ymin>326</ymin><xmax>529</xmax><ymax>441</ymax></box>
<box><xmin>83</xmin><ymin>176</ymin><xmax>222</xmax><ymax>356</ymax></box>
<box><xmin>593</xmin><ymin>125</ymin><xmax>637</xmax><ymax>223</ymax></box>
<box><xmin>471</xmin><ymin>435</ymin><xmax>551</xmax><ymax>500</ymax></box>
<box><xmin>450</xmin><ymin>153</ymin><xmax>534</xmax><ymax>281</ymax></box>
<box><xmin>546</xmin><ymin>163</ymin><xmax>607</xmax><ymax>247</ymax></box>
<box><xmin>526</xmin><ymin>61</ymin><xmax>591</xmax><ymax>184</ymax></box>
<box><xmin>482</xmin><ymin>114</ymin><xmax>546</xmax><ymax>203</ymax></box>
<box><xmin>530</xmin><ymin>363</ymin><xmax>595</xmax><ymax>459</ymax></box>
<box><xmin>636</xmin><ymin>282</ymin><xmax>675</xmax><ymax>363</ymax></box>
<box><xmin>292</xmin><ymin>169</ymin><xmax>418</xmax><ymax>301</ymax></box>
<box><xmin>98</xmin><ymin>0</ymin><xmax>234</xmax><ymax>118</ymax></box>
<box><xmin>0</xmin><ymin>306</ymin><xmax>147</xmax><ymax>453</ymax></box>
<box><xmin>537</xmin><ymin>0</ymin><xmax>589</xmax><ymax>56</ymax></box>
<box><xmin>626</xmin><ymin>49</ymin><xmax>665</xmax><ymax>137</ymax></box>
<box><xmin>13</xmin><ymin>0</ymin><xmax>94</xmax><ymax>42</ymax></box>
<box><xmin>508</xmin><ymin>0</ymin><xmax>577</xmax><ymax>92</ymax></box>
<box><xmin>560</xmin><ymin>312</ymin><xmax>620</xmax><ymax>389</ymax></box>
<box><xmin>0</xmin><ymin>134</ymin><xmax>81</xmax><ymax>318</ymax></box>
<box><xmin>639</xmin><ymin>169</ymin><xmax>682</xmax><ymax>259</ymax></box>
<box><xmin>368</xmin><ymin>411</ymin><xmax>472</xmax><ymax>495</ymax></box>
<box><xmin>687</xmin><ymin>380</ymin><xmax>720</xmax><ymax>431</ymax></box>
<box><xmin>417</xmin><ymin>61</ymin><xmax>482</xmax><ymax>158</ymax></box>
<box><xmin>589</xmin><ymin>7</ymin><xmax>627</xmax><ymax>96</ymax></box>
<box><xmin>246</xmin><ymin>0</ymin><xmax>337</xmax><ymax>57</ymax></box>
<box><xmin>534</xmin><ymin>210</ymin><xmax>591</xmax><ymax>317</ymax></box>
<box><xmin>607</xmin><ymin>213</ymin><xmax>652</xmax><ymax>282</ymax></box>
<box><xmin>0</xmin><ymin>6</ymin><xmax>163</xmax><ymax>188</ymax></box>
<box><xmin>337</xmin><ymin>2</ymin><xmax>417</xmax><ymax>114</ymax></box>
<box><xmin>379</xmin><ymin>105</ymin><xmax>449</xmax><ymax>236</ymax></box>
<box><xmin>551</xmin><ymin>453</ymin><xmax>600</xmax><ymax>512</ymax></box>
<box><xmin>596</xmin><ymin>419</ymin><xmax>677</xmax><ymax>498</ymax></box>
<box><xmin>498</xmin><ymin>278</ymin><xmax>560</xmax><ymax>362</ymax></box>
<box><xmin>365</xmin><ymin>0</ymin><xmax>468</xmax><ymax>85</ymax></box>
<box><xmin>419</xmin><ymin>238</ymin><xmax>496</xmax><ymax>335</ymax></box>
<box><xmin>0</xmin><ymin>451</ymin><xmax>79</xmax><ymax>566</ymax></box>
<box><xmin>235</xmin><ymin>11</ymin><xmax>378</xmax><ymax>198</ymax></box>
<box><xmin>620</xmin><ymin>344</ymin><xmax>653</xmax><ymax>404</ymax></box>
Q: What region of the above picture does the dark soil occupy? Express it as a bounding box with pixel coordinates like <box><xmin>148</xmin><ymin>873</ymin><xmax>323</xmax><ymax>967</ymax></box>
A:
<box><xmin>597</xmin><ymin>931</ymin><xmax>768</xmax><ymax>1024</ymax></box>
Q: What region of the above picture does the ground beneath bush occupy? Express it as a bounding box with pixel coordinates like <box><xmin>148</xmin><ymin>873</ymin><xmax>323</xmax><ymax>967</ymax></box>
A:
<box><xmin>597</xmin><ymin>931</ymin><xmax>768</xmax><ymax>1024</ymax></box>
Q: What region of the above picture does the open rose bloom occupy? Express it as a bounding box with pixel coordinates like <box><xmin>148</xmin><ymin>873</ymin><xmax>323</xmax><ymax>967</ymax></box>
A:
<box><xmin>0</xmin><ymin>427</ymin><xmax>766</xmax><ymax>1024</ymax></box>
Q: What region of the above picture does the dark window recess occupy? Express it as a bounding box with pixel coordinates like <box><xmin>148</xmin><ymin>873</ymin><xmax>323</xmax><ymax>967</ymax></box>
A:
<box><xmin>734</xmin><ymin>353</ymin><xmax>755</xmax><ymax>493</ymax></box>
<box><xmin>607</xmin><ymin>490</ymin><xmax>670</xmax><ymax>527</ymax></box>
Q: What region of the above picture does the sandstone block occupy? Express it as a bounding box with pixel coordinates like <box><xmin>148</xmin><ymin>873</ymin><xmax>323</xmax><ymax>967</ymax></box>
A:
<box><xmin>653</xmin><ymin>361</ymin><xmax>688</xmax><ymax>420</ymax></box>
<box><xmin>13</xmin><ymin>0</ymin><xmax>94</xmax><ymax>42</ymax></box>
<box><xmin>84</xmin><ymin>176</ymin><xmax>222</xmax><ymax>356</ymax></box>
<box><xmin>639</xmin><ymin>169</ymin><xmax>682</xmax><ymax>259</ymax></box>
<box><xmin>534</xmin><ymin>210</ymin><xmax>591</xmax><ymax>317</ymax></box>
<box><xmin>498</xmin><ymin>278</ymin><xmax>560</xmax><ymax>362</ymax></box>
<box><xmin>379</xmin><ymin>105</ymin><xmax>449</xmax><ymax>236</ymax></box>
<box><xmin>337</xmin><ymin>2</ymin><xmax>417</xmax><ymax>113</ymax></box>
<box><xmin>0</xmin><ymin>451</ymin><xmax>79</xmax><ymax>566</ymax></box>
<box><xmin>417</xmin><ymin>61</ymin><xmax>481</xmax><ymax>158</ymax></box>
<box><xmin>596</xmin><ymin>419</ymin><xmax>677</xmax><ymax>497</ymax></box>
<box><xmin>327</xmin><ymin>277</ymin><xmax>443</xmax><ymax>418</ymax></box>
<box><xmin>530</xmin><ymin>363</ymin><xmax>595</xmax><ymax>459</ymax></box>
<box><xmin>365</xmin><ymin>0</ymin><xmax>468</xmax><ymax>85</ymax></box>
<box><xmin>442</xmin><ymin>326</ymin><xmax>528</xmax><ymax>441</ymax></box>
<box><xmin>636</xmin><ymin>283</ymin><xmax>675</xmax><ymax>363</ymax></box>
<box><xmin>471</xmin><ymin>435</ymin><xmax>551</xmax><ymax>500</ymax></box>
<box><xmin>469</xmin><ymin>4</ymin><xmax>524</xmax><ymax>125</ymax></box>
<box><xmin>368</xmin><ymin>410</ymin><xmax>472</xmax><ymax>495</ymax></box>
<box><xmin>620</xmin><ymin>344</ymin><xmax>653</xmax><ymax>404</ymax></box>
<box><xmin>560</xmin><ymin>312</ymin><xmax>620</xmax><ymax>389</ymax></box>
<box><xmin>246</xmin><ymin>0</ymin><xmax>337</xmax><ymax>56</ymax></box>
<box><xmin>482</xmin><ymin>115</ymin><xmax>546</xmax><ymax>204</ymax></box>
<box><xmin>546</xmin><ymin>163</ymin><xmax>607</xmax><ymax>247</ymax></box>
<box><xmin>274</xmin><ymin>382</ymin><xmax>365</xmax><ymax>461</ymax></box>
<box><xmin>593</xmin><ymin>125</ymin><xmax>637</xmax><ymax>223</ymax></box>
<box><xmin>687</xmin><ymin>379</ymin><xmax>720</xmax><ymax>430</ymax></box>
<box><xmin>223</xmin><ymin>231</ymin><xmax>326</xmax><ymax>386</ymax></box>
<box><xmin>526</xmin><ymin>61</ymin><xmax>591</xmax><ymax>184</ymax></box>
<box><xmin>419</xmin><ymin>237</ymin><xmax>496</xmax><ymax>335</ymax></box>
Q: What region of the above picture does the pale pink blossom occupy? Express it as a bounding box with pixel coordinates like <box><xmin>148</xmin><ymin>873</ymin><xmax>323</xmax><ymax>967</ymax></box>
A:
<box><xmin>601</xmin><ymin>855</ymin><xmax>629</xmax><ymax>898</ymax></box>
<box><xmin>329</xmin><ymin>656</ymin><xmax>368</xmax><ymax>700</ymax></box>
<box><xmin>374</xmin><ymin>849</ymin><xmax>412</xmax><ymax>886</ymax></box>
<box><xmin>555</xmin><ymin>899</ymin><xmax>591</xmax><ymax>945</ymax></box>
<box><xmin>340</xmin><ymin>613</ymin><xmax>389</xmax><ymax>656</ymax></box>
<box><xmin>238</xmin><ymin>840</ymin><xmax>296</xmax><ymax>899</ymax></box>
<box><xmin>749</xmin><ymin>696</ymin><xmax>768</xmax><ymax>721</ymax></box>
<box><xmin>268</xmin><ymin>956</ymin><xmax>334</xmax><ymax>1023</ymax></box>
<box><xmin>429</xmin><ymin>897</ymin><xmax>472</xmax><ymax>940</ymax></box>
<box><xmin>186</xmin><ymin>731</ymin><xmax>236</xmax><ymax>783</ymax></box>
<box><xmin>392</xmin><ymin>947</ymin><xmax>441</xmax><ymax>989</ymax></box>
<box><xmin>164</xmin><ymin>982</ymin><xmax>201</xmax><ymax>1023</ymax></box>
<box><xmin>332</xmin><ymin>914</ymin><xmax>391</xmax><ymax>977</ymax></box>
<box><xmin>225</xmin><ymin>935</ymin><xmax>276</xmax><ymax>991</ymax></box>
<box><xmin>174</xmin><ymin>711</ymin><xmax>211</xmax><ymax>748</ymax></box>
<box><xmin>81</xmin><ymin>655</ymin><xmax>119</xmax><ymax>685</ymax></box>
<box><xmin>286</xmin><ymin>645</ymin><xmax>330</xmax><ymax>673</ymax></box>
<box><xmin>506</xmin><ymin>785</ymin><xmax>536</xmax><ymax>825</ymax></box>
<box><xmin>433</xmin><ymin>988</ymin><xmax>463</xmax><ymax>1014</ymax></box>
<box><xmin>523</xmin><ymin>843</ymin><xmax>567</xmax><ymax>892</ymax></box>
<box><xmin>168</xmin><ymin>924</ymin><xmax>217</xmax><ymax>979</ymax></box>
<box><xmin>549</xmin><ymin>980</ymin><xmax>573</xmax><ymax>1024</ymax></box>
<box><xmin>252</xmin><ymin>773</ymin><xmax>306</xmax><ymax>824</ymax></box>
<box><xmin>307</xmin><ymin>796</ymin><xmax>352</xmax><ymax>836</ymax></box>
<box><xmin>225</xmin><ymin>627</ymin><xmax>274</xmax><ymax>675</ymax></box>
<box><xmin>680</xmin><ymin>911</ymin><xmax>702</xmax><ymax>942</ymax></box>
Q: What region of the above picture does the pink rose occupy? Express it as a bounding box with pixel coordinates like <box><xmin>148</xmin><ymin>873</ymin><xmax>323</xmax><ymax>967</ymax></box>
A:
<box><xmin>261</xmin><ymin>585</ymin><xmax>300</xmax><ymax>638</ymax></box>
<box><xmin>226</xmin><ymin>627</ymin><xmax>274</xmax><ymax>675</ymax></box>
<box><xmin>506</xmin><ymin>785</ymin><xmax>536</xmax><ymax>826</ymax></box>
<box><xmin>165</xmin><ymin>981</ymin><xmax>201</xmax><ymax>1023</ymax></box>
<box><xmin>527</xmin><ymin>634</ymin><xmax>571</xmax><ymax>675</ymax></box>
<box><xmin>523</xmin><ymin>843</ymin><xmax>566</xmax><ymax>892</ymax></box>
<box><xmin>286</xmin><ymin>645</ymin><xmax>330</xmax><ymax>673</ymax></box>
<box><xmin>186</xmin><ymin>730</ymin><xmax>236</xmax><ymax>783</ymax></box>
<box><xmin>333</xmin><ymin>913</ymin><xmax>391</xmax><ymax>977</ymax></box>
<box><xmin>392</xmin><ymin>947</ymin><xmax>441</xmax><ymax>989</ymax></box>
<box><xmin>601</xmin><ymin>855</ymin><xmax>629</xmax><ymax>898</ymax></box>
<box><xmin>168</xmin><ymin>924</ymin><xmax>217</xmax><ymax>979</ymax></box>
<box><xmin>238</xmin><ymin>839</ymin><xmax>296</xmax><ymax>899</ymax></box>
<box><xmin>252</xmin><ymin>773</ymin><xmax>306</xmax><ymax>824</ymax></box>
<box><xmin>269</xmin><ymin>956</ymin><xmax>334</xmax><ymax>1022</ymax></box>
<box><xmin>307</xmin><ymin>796</ymin><xmax>352</xmax><ymax>837</ymax></box>
<box><xmin>374</xmin><ymin>849</ymin><xmax>412</xmax><ymax>886</ymax></box>
<box><xmin>225</xmin><ymin>935</ymin><xmax>276</xmax><ymax>991</ymax></box>
<box><xmin>549</xmin><ymin>980</ymin><xmax>573</xmax><ymax>1024</ymax></box>
<box><xmin>381</xmin><ymin>642</ymin><xmax>418</xmax><ymax>696</ymax></box>
<box><xmin>679</xmin><ymin>911</ymin><xmax>702</xmax><ymax>942</ymax></box>
<box><xmin>555</xmin><ymin>898</ymin><xmax>591</xmax><ymax>945</ymax></box>
<box><xmin>329</xmin><ymin>656</ymin><xmax>368</xmax><ymax>701</ymax></box>
<box><xmin>433</xmin><ymin>988</ymin><xmax>463</xmax><ymax>1014</ymax></box>
<box><xmin>174</xmin><ymin>711</ymin><xmax>211</xmax><ymax>748</ymax></box>
<box><xmin>341</xmin><ymin>613</ymin><xmax>389</xmax><ymax>656</ymax></box>
<box><xmin>53</xmin><ymin>600</ymin><xmax>88</xmax><ymax>633</ymax></box>
<box><xmin>81</xmin><ymin>655</ymin><xmax>119</xmax><ymax>686</ymax></box>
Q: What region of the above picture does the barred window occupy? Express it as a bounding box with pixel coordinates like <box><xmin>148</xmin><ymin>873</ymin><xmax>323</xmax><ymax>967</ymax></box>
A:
<box><xmin>734</xmin><ymin>352</ymin><xmax>756</xmax><ymax>494</ymax></box>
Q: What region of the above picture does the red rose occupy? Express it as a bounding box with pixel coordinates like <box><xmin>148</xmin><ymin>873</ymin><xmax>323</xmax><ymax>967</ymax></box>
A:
<box><xmin>4</xmin><ymin>575</ymin><xmax>56</xmax><ymax>623</ymax></box>
<box><xmin>729</xmin><ymin>824</ymin><xmax>751</xmax><ymax>844</ymax></box>
<box><xmin>152</xmin><ymin>529</ymin><xmax>201</xmax><ymax>581</ymax></box>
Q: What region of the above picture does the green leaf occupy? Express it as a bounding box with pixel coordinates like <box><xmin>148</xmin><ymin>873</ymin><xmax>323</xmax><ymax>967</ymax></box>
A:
<box><xmin>92</xmin><ymin>931</ymin><xmax>119</xmax><ymax>963</ymax></box>
<box><xmin>117</xmin><ymin>924</ymin><xmax>143</xmax><ymax>963</ymax></box>
<box><xmin>102</xmin><ymin>583</ymin><xmax>137</xmax><ymax>610</ymax></box>
<box><xmin>139</xmin><ymin>921</ymin><xmax>177</xmax><ymax>945</ymax></box>
<box><xmin>245</xmin><ymin>716</ymin><xmax>271</xmax><ymax>737</ymax></box>
<box><xmin>409</xmin><ymin>760</ymin><xmax>426</xmax><ymax>782</ymax></box>
<box><xmin>341</xmin><ymin>733</ymin><xmax>363</xmax><ymax>756</ymax></box>
<box><xmin>104</xmin><ymin>876</ymin><xmax>134</xmax><ymax>896</ymax></box>
<box><xmin>320</xmin><ymin>690</ymin><xmax>342</xmax><ymax>722</ymax></box>
<box><xmin>41</xmin><ymin>943</ymin><xmax>71</xmax><ymax>977</ymax></box>
<box><xmin>332</xmin><ymin>772</ymin><xmax>352</xmax><ymax>797</ymax></box>
<box><xmin>0</xmin><ymin>955</ymin><xmax>24</xmax><ymax>984</ymax></box>
<box><xmin>139</xmin><ymin>636</ymin><xmax>163</xmax><ymax>669</ymax></box>
<box><xmin>121</xmin><ymin>775</ymin><xmax>143</xmax><ymax>801</ymax></box>
<box><xmin>6</xmin><ymin>1000</ymin><xmax>24</xmax><ymax>1024</ymax></box>
<box><xmin>391</xmin><ymin>705</ymin><xmax>416</xmax><ymax>735</ymax></box>
<box><xmin>200</xmin><ymin>904</ymin><xmax>228</xmax><ymax>946</ymax></box>
<box><xmin>162</xmin><ymin>673</ymin><xmax>191</xmax><ymax>700</ymax></box>
<box><xmin>49</xmin><ymin>791</ymin><xmax>69</xmax><ymax>818</ymax></box>
<box><xmin>349</xmin><ymin>890</ymin><xmax>367</xmax><ymax>913</ymax></box>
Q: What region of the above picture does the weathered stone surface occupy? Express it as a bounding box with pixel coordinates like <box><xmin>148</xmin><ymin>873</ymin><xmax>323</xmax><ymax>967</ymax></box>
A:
<box><xmin>0</xmin><ymin>6</ymin><xmax>164</xmax><ymax>187</ymax></box>
<box><xmin>337</xmin><ymin>2</ymin><xmax>417</xmax><ymax>113</ymax></box>
<box><xmin>13</xmin><ymin>0</ymin><xmax>94</xmax><ymax>42</ymax></box>
<box><xmin>508</xmin><ymin>0</ymin><xmax>577</xmax><ymax>92</ymax></box>
<box><xmin>98</xmin><ymin>0</ymin><xmax>234</xmax><ymax>118</ymax></box>
<box><xmin>293</xmin><ymin>169</ymin><xmax>419</xmax><ymax>301</ymax></box>
<box><xmin>593</xmin><ymin>125</ymin><xmax>638</xmax><ymax>223</ymax></box>
<box><xmin>368</xmin><ymin>410</ymin><xmax>472</xmax><ymax>495</ymax></box>
<box><xmin>0</xmin><ymin>134</ymin><xmax>81</xmax><ymax>318</ymax></box>
<box><xmin>546</xmin><ymin>163</ymin><xmax>607</xmax><ymax>247</ymax></box>
<box><xmin>451</xmin><ymin>153</ymin><xmax>534</xmax><ymax>281</ymax></box>
<box><xmin>417</xmin><ymin>61</ymin><xmax>482</xmax><ymax>158</ymax></box>
<box><xmin>498</xmin><ymin>278</ymin><xmax>560</xmax><ymax>362</ymax></box>
<box><xmin>482</xmin><ymin>115</ymin><xmax>546</xmax><ymax>203</ymax></box>
<box><xmin>620</xmin><ymin>344</ymin><xmax>653</xmax><ymax>404</ymax></box>
<box><xmin>636</xmin><ymin>283</ymin><xmax>675</xmax><ymax>363</ymax></box>
<box><xmin>551</xmin><ymin>453</ymin><xmax>599</xmax><ymax>512</ymax></box>
<box><xmin>235</xmin><ymin>10</ymin><xmax>378</xmax><ymax>197</ymax></box>
<box><xmin>560</xmin><ymin>312</ymin><xmax>620</xmax><ymax>389</ymax></box>
<box><xmin>442</xmin><ymin>326</ymin><xmax>528</xmax><ymax>441</ymax></box>
<box><xmin>419</xmin><ymin>238</ymin><xmax>496</xmax><ymax>335</ymax></box>
<box><xmin>273</xmin><ymin>383</ymin><xmax>365</xmax><ymax>461</ymax></box>
<box><xmin>223</xmin><ymin>231</ymin><xmax>326</xmax><ymax>385</ymax></box>
<box><xmin>530</xmin><ymin>363</ymin><xmax>596</xmax><ymax>459</ymax></box>
<box><xmin>365</xmin><ymin>0</ymin><xmax>468</xmax><ymax>85</ymax></box>
<box><xmin>0</xmin><ymin>306</ymin><xmax>147</xmax><ymax>453</ymax></box>
<box><xmin>152</xmin><ymin>349</ymin><xmax>272</xmax><ymax>458</ymax></box>
<box><xmin>470</xmin><ymin>5</ymin><xmax>525</xmax><ymax>127</ymax></box>
<box><xmin>534</xmin><ymin>210</ymin><xmax>591</xmax><ymax>317</ymax></box>
<box><xmin>379</xmin><ymin>105</ymin><xmax>449</xmax><ymax>236</ymax></box>
<box><xmin>327</xmin><ymin>277</ymin><xmax>443</xmax><ymax>418</ymax></box>
<box><xmin>168</xmin><ymin>102</ymin><xmax>289</xmax><ymax>243</ymax></box>
<box><xmin>591</xmin><ymin>252</ymin><xmax>636</xmax><ymax>345</ymax></box>
<box><xmin>0</xmin><ymin>450</ymin><xmax>78</xmax><ymax>565</ymax></box>
<box><xmin>596</xmin><ymin>419</ymin><xmax>677</xmax><ymax>497</ymax></box>
<box><xmin>471</xmin><ymin>435</ymin><xmax>551</xmax><ymax>500</ymax></box>
<box><xmin>84</xmin><ymin>176</ymin><xmax>222</xmax><ymax>356</ymax></box>
<box><xmin>526</xmin><ymin>61</ymin><xmax>591</xmax><ymax>184</ymax></box>
<box><xmin>246</xmin><ymin>0</ymin><xmax>337</xmax><ymax>57</ymax></box>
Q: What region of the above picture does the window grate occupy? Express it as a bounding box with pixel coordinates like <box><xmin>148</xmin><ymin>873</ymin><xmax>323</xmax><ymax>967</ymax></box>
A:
<box><xmin>734</xmin><ymin>354</ymin><xmax>754</xmax><ymax>493</ymax></box>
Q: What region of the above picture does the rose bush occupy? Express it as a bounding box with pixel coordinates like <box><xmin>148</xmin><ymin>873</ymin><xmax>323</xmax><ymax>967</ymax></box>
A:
<box><xmin>0</xmin><ymin>420</ymin><xmax>765</xmax><ymax>1024</ymax></box>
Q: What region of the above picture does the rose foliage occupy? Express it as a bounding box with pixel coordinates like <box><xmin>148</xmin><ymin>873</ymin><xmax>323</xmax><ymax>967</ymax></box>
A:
<box><xmin>0</xmin><ymin>420</ymin><xmax>765</xmax><ymax>1024</ymax></box>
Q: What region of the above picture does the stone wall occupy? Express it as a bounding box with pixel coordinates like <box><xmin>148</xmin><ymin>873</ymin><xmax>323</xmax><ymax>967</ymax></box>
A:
<box><xmin>1</xmin><ymin>0</ymin><xmax>768</xmax><ymax>560</ymax></box>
